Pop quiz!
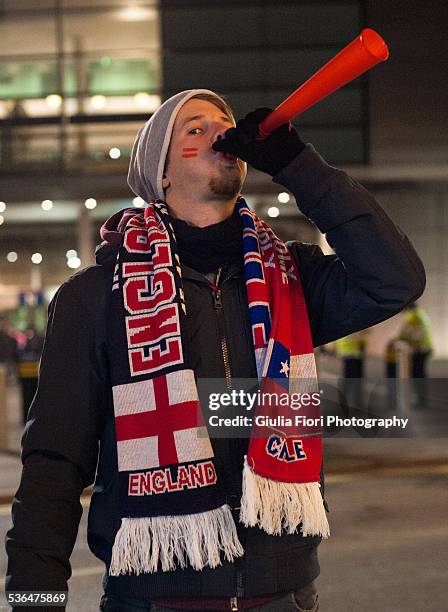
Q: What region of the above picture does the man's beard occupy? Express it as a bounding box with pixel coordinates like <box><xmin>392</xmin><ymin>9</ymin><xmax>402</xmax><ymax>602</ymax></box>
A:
<box><xmin>208</xmin><ymin>166</ymin><xmax>243</xmax><ymax>199</ymax></box>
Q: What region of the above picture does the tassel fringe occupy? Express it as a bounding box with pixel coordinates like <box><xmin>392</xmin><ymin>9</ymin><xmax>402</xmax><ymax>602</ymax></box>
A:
<box><xmin>109</xmin><ymin>504</ymin><xmax>244</xmax><ymax>575</ymax></box>
<box><xmin>240</xmin><ymin>458</ymin><xmax>330</xmax><ymax>538</ymax></box>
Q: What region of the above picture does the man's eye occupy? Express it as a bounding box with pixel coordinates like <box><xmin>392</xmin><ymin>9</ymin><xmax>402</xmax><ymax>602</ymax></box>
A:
<box><xmin>188</xmin><ymin>127</ymin><xmax>202</xmax><ymax>135</ymax></box>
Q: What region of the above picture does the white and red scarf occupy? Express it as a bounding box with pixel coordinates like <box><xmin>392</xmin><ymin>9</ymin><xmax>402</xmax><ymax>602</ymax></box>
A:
<box><xmin>108</xmin><ymin>197</ymin><xmax>329</xmax><ymax>577</ymax></box>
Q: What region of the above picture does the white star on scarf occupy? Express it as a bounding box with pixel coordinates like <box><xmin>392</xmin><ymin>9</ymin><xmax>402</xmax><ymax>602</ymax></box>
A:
<box><xmin>279</xmin><ymin>360</ymin><xmax>290</xmax><ymax>377</ymax></box>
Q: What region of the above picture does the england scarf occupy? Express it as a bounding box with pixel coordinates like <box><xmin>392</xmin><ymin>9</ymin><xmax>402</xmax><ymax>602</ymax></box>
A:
<box><xmin>108</xmin><ymin>197</ymin><xmax>329</xmax><ymax>577</ymax></box>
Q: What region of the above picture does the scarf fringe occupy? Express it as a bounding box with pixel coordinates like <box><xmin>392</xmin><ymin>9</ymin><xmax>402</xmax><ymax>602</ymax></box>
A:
<box><xmin>109</xmin><ymin>504</ymin><xmax>244</xmax><ymax>576</ymax></box>
<box><xmin>240</xmin><ymin>458</ymin><xmax>330</xmax><ymax>538</ymax></box>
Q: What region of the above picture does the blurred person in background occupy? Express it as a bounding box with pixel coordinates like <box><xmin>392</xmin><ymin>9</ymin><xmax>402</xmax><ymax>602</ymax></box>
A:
<box><xmin>0</xmin><ymin>318</ymin><xmax>18</xmax><ymax>383</ymax></box>
<box><xmin>397</xmin><ymin>302</ymin><xmax>433</xmax><ymax>408</ymax></box>
<box><xmin>6</xmin><ymin>90</ymin><xmax>425</xmax><ymax>612</ymax></box>
<box><xmin>335</xmin><ymin>329</ymin><xmax>369</xmax><ymax>411</ymax></box>
<box><xmin>16</xmin><ymin>327</ymin><xmax>45</xmax><ymax>425</ymax></box>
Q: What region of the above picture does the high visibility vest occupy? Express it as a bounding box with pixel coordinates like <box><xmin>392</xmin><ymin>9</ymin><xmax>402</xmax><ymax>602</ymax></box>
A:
<box><xmin>398</xmin><ymin>307</ymin><xmax>433</xmax><ymax>352</ymax></box>
<box><xmin>335</xmin><ymin>331</ymin><xmax>367</xmax><ymax>359</ymax></box>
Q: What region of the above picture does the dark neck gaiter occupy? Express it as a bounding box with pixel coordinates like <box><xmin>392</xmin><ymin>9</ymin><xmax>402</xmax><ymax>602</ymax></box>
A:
<box><xmin>170</xmin><ymin>206</ymin><xmax>243</xmax><ymax>273</ymax></box>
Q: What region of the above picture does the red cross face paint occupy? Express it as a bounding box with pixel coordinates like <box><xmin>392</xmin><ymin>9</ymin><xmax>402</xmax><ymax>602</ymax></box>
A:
<box><xmin>181</xmin><ymin>147</ymin><xmax>198</xmax><ymax>158</ymax></box>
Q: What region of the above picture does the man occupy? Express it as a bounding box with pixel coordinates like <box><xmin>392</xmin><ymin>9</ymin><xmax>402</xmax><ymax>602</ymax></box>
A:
<box><xmin>16</xmin><ymin>327</ymin><xmax>45</xmax><ymax>425</ymax></box>
<box><xmin>5</xmin><ymin>89</ymin><xmax>425</xmax><ymax>612</ymax></box>
<box><xmin>335</xmin><ymin>330</ymin><xmax>369</xmax><ymax>411</ymax></box>
<box><xmin>396</xmin><ymin>302</ymin><xmax>433</xmax><ymax>408</ymax></box>
<box><xmin>0</xmin><ymin>318</ymin><xmax>17</xmax><ymax>384</ymax></box>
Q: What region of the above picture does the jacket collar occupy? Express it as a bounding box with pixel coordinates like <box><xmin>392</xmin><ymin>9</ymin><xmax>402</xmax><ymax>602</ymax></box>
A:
<box><xmin>180</xmin><ymin>258</ymin><xmax>243</xmax><ymax>284</ymax></box>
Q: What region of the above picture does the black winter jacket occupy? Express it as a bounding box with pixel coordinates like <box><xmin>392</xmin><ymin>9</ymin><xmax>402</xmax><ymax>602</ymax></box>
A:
<box><xmin>5</xmin><ymin>145</ymin><xmax>425</xmax><ymax>606</ymax></box>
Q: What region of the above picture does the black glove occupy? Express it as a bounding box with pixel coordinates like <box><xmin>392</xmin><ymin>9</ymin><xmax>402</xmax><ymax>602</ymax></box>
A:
<box><xmin>212</xmin><ymin>107</ymin><xmax>306</xmax><ymax>176</ymax></box>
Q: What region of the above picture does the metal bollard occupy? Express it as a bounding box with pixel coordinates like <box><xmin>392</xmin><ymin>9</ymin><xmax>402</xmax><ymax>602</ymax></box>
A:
<box><xmin>395</xmin><ymin>341</ymin><xmax>411</xmax><ymax>419</ymax></box>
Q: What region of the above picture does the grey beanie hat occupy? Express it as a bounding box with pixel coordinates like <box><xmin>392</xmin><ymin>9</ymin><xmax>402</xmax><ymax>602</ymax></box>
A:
<box><xmin>127</xmin><ymin>89</ymin><xmax>228</xmax><ymax>203</ymax></box>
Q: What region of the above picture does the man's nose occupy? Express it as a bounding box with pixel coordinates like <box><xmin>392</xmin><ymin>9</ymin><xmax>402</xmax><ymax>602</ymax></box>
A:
<box><xmin>213</xmin><ymin>121</ymin><xmax>233</xmax><ymax>142</ymax></box>
<box><xmin>214</xmin><ymin>131</ymin><xmax>226</xmax><ymax>144</ymax></box>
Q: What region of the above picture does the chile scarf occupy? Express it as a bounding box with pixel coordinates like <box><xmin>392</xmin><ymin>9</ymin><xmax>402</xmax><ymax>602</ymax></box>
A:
<box><xmin>108</xmin><ymin>197</ymin><xmax>329</xmax><ymax>577</ymax></box>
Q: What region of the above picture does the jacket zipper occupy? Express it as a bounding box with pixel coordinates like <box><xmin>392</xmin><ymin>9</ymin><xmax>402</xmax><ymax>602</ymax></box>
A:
<box><xmin>210</xmin><ymin>269</ymin><xmax>245</xmax><ymax>607</ymax></box>
<box><xmin>229</xmin><ymin>567</ymin><xmax>244</xmax><ymax>608</ymax></box>
<box><xmin>211</xmin><ymin>267</ymin><xmax>236</xmax><ymax>392</ymax></box>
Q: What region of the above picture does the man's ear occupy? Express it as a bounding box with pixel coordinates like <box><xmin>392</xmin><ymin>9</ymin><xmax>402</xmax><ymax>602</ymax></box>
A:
<box><xmin>162</xmin><ymin>174</ymin><xmax>170</xmax><ymax>189</ymax></box>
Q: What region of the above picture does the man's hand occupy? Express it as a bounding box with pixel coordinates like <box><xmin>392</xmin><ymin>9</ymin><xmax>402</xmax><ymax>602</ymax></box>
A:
<box><xmin>212</xmin><ymin>107</ymin><xmax>306</xmax><ymax>176</ymax></box>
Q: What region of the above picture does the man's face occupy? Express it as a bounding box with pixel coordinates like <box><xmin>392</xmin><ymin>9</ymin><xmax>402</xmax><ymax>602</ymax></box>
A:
<box><xmin>163</xmin><ymin>98</ymin><xmax>247</xmax><ymax>201</ymax></box>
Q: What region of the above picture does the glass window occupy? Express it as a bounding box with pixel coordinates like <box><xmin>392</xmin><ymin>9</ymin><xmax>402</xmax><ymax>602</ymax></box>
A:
<box><xmin>0</xmin><ymin>1</ymin><xmax>161</xmax><ymax>107</ymax></box>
